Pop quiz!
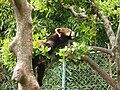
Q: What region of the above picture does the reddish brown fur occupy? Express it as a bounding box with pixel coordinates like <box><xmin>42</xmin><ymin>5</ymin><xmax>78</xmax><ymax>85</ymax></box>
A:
<box><xmin>37</xmin><ymin>40</ymin><xmax>45</xmax><ymax>45</ymax></box>
<box><xmin>32</xmin><ymin>28</ymin><xmax>75</xmax><ymax>86</ymax></box>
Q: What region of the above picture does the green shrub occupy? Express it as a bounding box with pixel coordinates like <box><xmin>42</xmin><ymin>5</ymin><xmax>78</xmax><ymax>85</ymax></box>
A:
<box><xmin>1</xmin><ymin>39</ymin><xmax>16</xmax><ymax>71</ymax></box>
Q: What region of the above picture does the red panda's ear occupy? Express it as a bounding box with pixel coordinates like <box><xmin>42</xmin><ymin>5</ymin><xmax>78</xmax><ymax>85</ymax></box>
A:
<box><xmin>55</xmin><ymin>28</ymin><xmax>62</xmax><ymax>37</ymax></box>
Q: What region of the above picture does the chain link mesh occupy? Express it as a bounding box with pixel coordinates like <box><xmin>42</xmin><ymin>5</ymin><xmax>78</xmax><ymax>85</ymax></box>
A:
<box><xmin>42</xmin><ymin>53</ymin><xmax>117</xmax><ymax>90</ymax></box>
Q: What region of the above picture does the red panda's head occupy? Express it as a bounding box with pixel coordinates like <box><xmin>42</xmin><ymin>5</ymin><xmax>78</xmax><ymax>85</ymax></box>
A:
<box><xmin>55</xmin><ymin>28</ymin><xmax>75</xmax><ymax>39</ymax></box>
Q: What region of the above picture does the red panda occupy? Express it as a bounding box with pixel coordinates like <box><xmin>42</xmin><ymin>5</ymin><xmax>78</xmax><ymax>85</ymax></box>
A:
<box><xmin>32</xmin><ymin>28</ymin><xmax>75</xmax><ymax>86</ymax></box>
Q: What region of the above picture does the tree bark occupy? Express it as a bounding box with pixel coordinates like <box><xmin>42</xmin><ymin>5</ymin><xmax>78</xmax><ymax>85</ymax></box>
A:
<box><xmin>83</xmin><ymin>55</ymin><xmax>119</xmax><ymax>90</ymax></box>
<box><xmin>115</xmin><ymin>16</ymin><xmax>120</xmax><ymax>89</ymax></box>
<box><xmin>89</xmin><ymin>46</ymin><xmax>114</xmax><ymax>57</ymax></box>
<box><xmin>89</xmin><ymin>0</ymin><xmax>116</xmax><ymax>49</ymax></box>
<box><xmin>9</xmin><ymin>0</ymin><xmax>39</xmax><ymax>90</ymax></box>
<box><xmin>69</xmin><ymin>5</ymin><xmax>88</xmax><ymax>19</ymax></box>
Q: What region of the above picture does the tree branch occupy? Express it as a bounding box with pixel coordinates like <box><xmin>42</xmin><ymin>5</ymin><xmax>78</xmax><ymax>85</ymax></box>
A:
<box><xmin>115</xmin><ymin>16</ymin><xmax>120</xmax><ymax>88</ymax></box>
<box><xmin>116</xmin><ymin>16</ymin><xmax>120</xmax><ymax>44</ymax></box>
<box><xmin>11</xmin><ymin>0</ymin><xmax>32</xmax><ymax>20</ymax></box>
<box><xmin>101</xmin><ymin>16</ymin><xmax>116</xmax><ymax>49</ymax></box>
<box><xmin>89</xmin><ymin>46</ymin><xmax>114</xmax><ymax>57</ymax></box>
<box><xmin>11</xmin><ymin>0</ymin><xmax>28</xmax><ymax>12</ymax></box>
<box><xmin>68</xmin><ymin>5</ymin><xmax>88</xmax><ymax>19</ymax></box>
<box><xmin>89</xmin><ymin>0</ymin><xmax>116</xmax><ymax>49</ymax></box>
<box><xmin>83</xmin><ymin>55</ymin><xmax>119</xmax><ymax>90</ymax></box>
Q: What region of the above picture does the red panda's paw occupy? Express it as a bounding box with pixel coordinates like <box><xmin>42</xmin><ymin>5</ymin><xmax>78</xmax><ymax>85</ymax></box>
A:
<box><xmin>37</xmin><ymin>40</ymin><xmax>46</xmax><ymax>46</ymax></box>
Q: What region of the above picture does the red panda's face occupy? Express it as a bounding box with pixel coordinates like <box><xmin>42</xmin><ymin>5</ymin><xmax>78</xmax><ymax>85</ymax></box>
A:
<box><xmin>55</xmin><ymin>28</ymin><xmax>75</xmax><ymax>39</ymax></box>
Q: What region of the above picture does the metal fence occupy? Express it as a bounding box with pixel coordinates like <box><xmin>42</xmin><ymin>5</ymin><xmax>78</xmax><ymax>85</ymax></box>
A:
<box><xmin>42</xmin><ymin>53</ymin><xmax>117</xmax><ymax>90</ymax></box>
<box><xmin>0</xmin><ymin>53</ymin><xmax>117</xmax><ymax>90</ymax></box>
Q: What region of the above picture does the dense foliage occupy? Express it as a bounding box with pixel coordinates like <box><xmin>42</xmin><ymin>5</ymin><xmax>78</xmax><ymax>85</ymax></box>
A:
<box><xmin>0</xmin><ymin>0</ymin><xmax>120</xmax><ymax>89</ymax></box>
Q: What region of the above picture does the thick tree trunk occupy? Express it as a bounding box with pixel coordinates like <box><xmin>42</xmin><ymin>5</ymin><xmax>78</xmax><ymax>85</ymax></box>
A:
<box><xmin>9</xmin><ymin>0</ymin><xmax>39</xmax><ymax>90</ymax></box>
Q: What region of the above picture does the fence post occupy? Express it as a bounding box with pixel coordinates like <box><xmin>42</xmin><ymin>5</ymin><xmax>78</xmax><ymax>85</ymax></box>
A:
<box><xmin>62</xmin><ymin>60</ymin><xmax>66</xmax><ymax>90</ymax></box>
